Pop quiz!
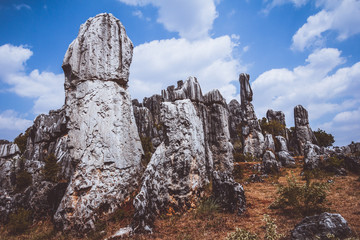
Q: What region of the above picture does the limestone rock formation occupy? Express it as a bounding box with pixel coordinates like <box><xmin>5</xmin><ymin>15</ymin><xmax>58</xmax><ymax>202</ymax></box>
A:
<box><xmin>303</xmin><ymin>142</ymin><xmax>322</xmax><ymax>170</ymax></box>
<box><xmin>262</xmin><ymin>150</ymin><xmax>280</xmax><ymax>173</ymax></box>
<box><xmin>228</xmin><ymin>99</ymin><xmax>242</xmax><ymax>151</ymax></box>
<box><xmin>239</xmin><ymin>73</ymin><xmax>264</xmax><ymax>158</ymax></box>
<box><xmin>293</xmin><ymin>105</ymin><xmax>317</xmax><ymax>155</ymax></box>
<box><xmin>275</xmin><ymin>136</ymin><xmax>295</xmax><ymax>166</ymax></box>
<box><xmin>162</xmin><ymin>77</ymin><xmax>204</xmax><ymax>102</ymax></box>
<box><xmin>132</xmin><ymin>99</ymin><xmax>208</xmax><ymax>233</ymax></box>
<box><xmin>291</xmin><ymin>213</ymin><xmax>352</xmax><ymax>240</ymax></box>
<box><xmin>264</xmin><ymin>134</ymin><xmax>275</xmax><ymax>152</ymax></box>
<box><xmin>54</xmin><ymin>13</ymin><xmax>143</xmax><ymax>232</ymax></box>
<box><xmin>266</xmin><ymin>109</ymin><xmax>286</xmax><ymax>126</ymax></box>
<box><xmin>0</xmin><ymin>143</ymin><xmax>19</xmax><ymax>189</ymax></box>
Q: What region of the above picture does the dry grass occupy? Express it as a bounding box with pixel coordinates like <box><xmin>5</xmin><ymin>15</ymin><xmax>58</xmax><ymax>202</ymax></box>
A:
<box><xmin>1</xmin><ymin>156</ymin><xmax>359</xmax><ymax>240</ymax></box>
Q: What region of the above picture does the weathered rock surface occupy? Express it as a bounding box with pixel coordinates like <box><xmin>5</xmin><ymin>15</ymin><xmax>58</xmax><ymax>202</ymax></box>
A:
<box><xmin>303</xmin><ymin>142</ymin><xmax>322</xmax><ymax>170</ymax></box>
<box><xmin>62</xmin><ymin>13</ymin><xmax>133</xmax><ymax>87</ymax></box>
<box><xmin>228</xmin><ymin>99</ymin><xmax>242</xmax><ymax>151</ymax></box>
<box><xmin>212</xmin><ymin>171</ymin><xmax>246</xmax><ymax>214</ymax></box>
<box><xmin>264</xmin><ymin>134</ymin><xmax>275</xmax><ymax>152</ymax></box>
<box><xmin>54</xmin><ymin>13</ymin><xmax>143</xmax><ymax>232</ymax></box>
<box><xmin>132</xmin><ymin>100</ymin><xmax>208</xmax><ymax>233</ymax></box>
<box><xmin>162</xmin><ymin>77</ymin><xmax>204</xmax><ymax>102</ymax></box>
<box><xmin>266</xmin><ymin>109</ymin><xmax>286</xmax><ymax>126</ymax></box>
<box><xmin>262</xmin><ymin>150</ymin><xmax>280</xmax><ymax>173</ymax></box>
<box><xmin>239</xmin><ymin>73</ymin><xmax>264</xmax><ymax>158</ymax></box>
<box><xmin>291</xmin><ymin>213</ymin><xmax>352</xmax><ymax>240</ymax></box>
<box><xmin>0</xmin><ymin>143</ymin><xmax>19</xmax><ymax>190</ymax></box>
<box><xmin>0</xmin><ymin>143</ymin><xmax>19</xmax><ymax>159</ymax></box>
<box><xmin>293</xmin><ymin>105</ymin><xmax>317</xmax><ymax>155</ymax></box>
<box><xmin>275</xmin><ymin>136</ymin><xmax>288</xmax><ymax>152</ymax></box>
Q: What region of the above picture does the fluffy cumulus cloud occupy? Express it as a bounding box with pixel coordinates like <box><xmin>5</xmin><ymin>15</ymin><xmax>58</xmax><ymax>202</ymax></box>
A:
<box><xmin>128</xmin><ymin>36</ymin><xmax>243</xmax><ymax>101</ymax></box>
<box><xmin>252</xmin><ymin>48</ymin><xmax>360</xmax><ymax>145</ymax></box>
<box><xmin>0</xmin><ymin>110</ymin><xmax>32</xmax><ymax>131</ymax></box>
<box><xmin>118</xmin><ymin>0</ymin><xmax>218</xmax><ymax>40</ymax></box>
<box><xmin>292</xmin><ymin>0</ymin><xmax>360</xmax><ymax>51</ymax></box>
<box><xmin>0</xmin><ymin>44</ymin><xmax>64</xmax><ymax>114</ymax></box>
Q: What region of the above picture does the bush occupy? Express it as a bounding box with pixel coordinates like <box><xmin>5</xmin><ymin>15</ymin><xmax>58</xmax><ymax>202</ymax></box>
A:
<box><xmin>15</xmin><ymin>157</ymin><xmax>32</xmax><ymax>192</ymax></box>
<box><xmin>259</xmin><ymin>118</ymin><xmax>285</xmax><ymax>137</ymax></box>
<box><xmin>263</xmin><ymin>215</ymin><xmax>284</xmax><ymax>240</ymax></box>
<box><xmin>234</xmin><ymin>152</ymin><xmax>258</xmax><ymax>162</ymax></box>
<box><xmin>270</xmin><ymin>173</ymin><xmax>329</xmax><ymax>216</ymax></box>
<box><xmin>195</xmin><ymin>198</ymin><xmax>220</xmax><ymax>219</ymax></box>
<box><xmin>42</xmin><ymin>153</ymin><xmax>60</xmax><ymax>182</ymax></box>
<box><xmin>313</xmin><ymin>128</ymin><xmax>335</xmax><ymax>147</ymax></box>
<box><xmin>7</xmin><ymin>208</ymin><xmax>32</xmax><ymax>235</ymax></box>
<box><xmin>14</xmin><ymin>128</ymin><xmax>30</xmax><ymax>154</ymax></box>
<box><xmin>225</xmin><ymin>228</ymin><xmax>258</xmax><ymax>240</ymax></box>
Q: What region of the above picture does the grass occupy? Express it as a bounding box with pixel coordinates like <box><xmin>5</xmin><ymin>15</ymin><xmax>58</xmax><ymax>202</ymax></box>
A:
<box><xmin>1</xmin><ymin>156</ymin><xmax>359</xmax><ymax>239</ymax></box>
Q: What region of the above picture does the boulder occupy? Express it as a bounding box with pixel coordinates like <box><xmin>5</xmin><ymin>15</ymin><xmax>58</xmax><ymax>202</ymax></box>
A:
<box><xmin>291</xmin><ymin>213</ymin><xmax>352</xmax><ymax>240</ymax></box>
<box><xmin>266</xmin><ymin>109</ymin><xmax>286</xmax><ymax>126</ymax></box>
<box><xmin>277</xmin><ymin>151</ymin><xmax>295</xmax><ymax>167</ymax></box>
<box><xmin>54</xmin><ymin>13</ymin><xmax>143</xmax><ymax>232</ymax></box>
<box><xmin>264</xmin><ymin>134</ymin><xmax>275</xmax><ymax>152</ymax></box>
<box><xmin>262</xmin><ymin>150</ymin><xmax>280</xmax><ymax>173</ymax></box>
<box><xmin>275</xmin><ymin>136</ymin><xmax>288</xmax><ymax>152</ymax></box>
<box><xmin>303</xmin><ymin>142</ymin><xmax>322</xmax><ymax>170</ymax></box>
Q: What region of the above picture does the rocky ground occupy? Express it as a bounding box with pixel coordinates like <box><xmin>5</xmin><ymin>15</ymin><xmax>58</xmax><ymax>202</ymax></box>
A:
<box><xmin>1</xmin><ymin>156</ymin><xmax>359</xmax><ymax>240</ymax></box>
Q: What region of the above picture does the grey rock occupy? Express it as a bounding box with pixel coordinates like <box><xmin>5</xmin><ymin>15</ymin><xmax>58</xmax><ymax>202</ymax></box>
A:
<box><xmin>262</xmin><ymin>150</ymin><xmax>280</xmax><ymax>173</ymax></box>
<box><xmin>54</xmin><ymin>13</ymin><xmax>143</xmax><ymax>232</ymax></box>
<box><xmin>291</xmin><ymin>213</ymin><xmax>352</xmax><ymax>240</ymax></box>
<box><xmin>132</xmin><ymin>100</ymin><xmax>208</xmax><ymax>233</ymax></box>
<box><xmin>228</xmin><ymin>99</ymin><xmax>242</xmax><ymax>149</ymax></box>
<box><xmin>303</xmin><ymin>142</ymin><xmax>322</xmax><ymax>170</ymax></box>
<box><xmin>293</xmin><ymin>105</ymin><xmax>317</xmax><ymax>155</ymax></box>
<box><xmin>266</xmin><ymin>109</ymin><xmax>286</xmax><ymax>126</ymax></box>
<box><xmin>275</xmin><ymin>136</ymin><xmax>288</xmax><ymax>152</ymax></box>
<box><xmin>239</xmin><ymin>73</ymin><xmax>264</xmax><ymax>158</ymax></box>
<box><xmin>264</xmin><ymin>134</ymin><xmax>275</xmax><ymax>152</ymax></box>
<box><xmin>162</xmin><ymin>76</ymin><xmax>204</xmax><ymax>102</ymax></box>
<box><xmin>0</xmin><ymin>143</ymin><xmax>19</xmax><ymax>190</ymax></box>
<box><xmin>277</xmin><ymin>151</ymin><xmax>295</xmax><ymax>167</ymax></box>
<box><xmin>212</xmin><ymin>171</ymin><xmax>246</xmax><ymax>214</ymax></box>
<box><xmin>63</xmin><ymin>13</ymin><xmax>133</xmax><ymax>88</ymax></box>
<box><xmin>0</xmin><ymin>143</ymin><xmax>20</xmax><ymax>158</ymax></box>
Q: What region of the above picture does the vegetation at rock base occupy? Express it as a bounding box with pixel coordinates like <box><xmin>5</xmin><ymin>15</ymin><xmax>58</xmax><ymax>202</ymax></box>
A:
<box><xmin>263</xmin><ymin>214</ymin><xmax>284</xmax><ymax>240</ymax></box>
<box><xmin>270</xmin><ymin>172</ymin><xmax>329</xmax><ymax>216</ymax></box>
<box><xmin>15</xmin><ymin>157</ymin><xmax>32</xmax><ymax>192</ymax></box>
<box><xmin>259</xmin><ymin>117</ymin><xmax>286</xmax><ymax>137</ymax></box>
<box><xmin>313</xmin><ymin>128</ymin><xmax>335</xmax><ymax>147</ymax></box>
<box><xmin>14</xmin><ymin>128</ymin><xmax>30</xmax><ymax>154</ymax></box>
<box><xmin>42</xmin><ymin>153</ymin><xmax>60</xmax><ymax>182</ymax></box>
<box><xmin>7</xmin><ymin>208</ymin><xmax>32</xmax><ymax>235</ymax></box>
<box><xmin>140</xmin><ymin>136</ymin><xmax>154</xmax><ymax>167</ymax></box>
<box><xmin>225</xmin><ymin>228</ymin><xmax>258</xmax><ymax>240</ymax></box>
<box><xmin>194</xmin><ymin>197</ymin><xmax>220</xmax><ymax>220</ymax></box>
<box><xmin>234</xmin><ymin>152</ymin><xmax>258</xmax><ymax>162</ymax></box>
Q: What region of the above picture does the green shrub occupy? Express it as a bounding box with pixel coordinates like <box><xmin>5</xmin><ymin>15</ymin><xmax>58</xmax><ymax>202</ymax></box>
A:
<box><xmin>7</xmin><ymin>208</ymin><xmax>32</xmax><ymax>235</ymax></box>
<box><xmin>270</xmin><ymin>173</ymin><xmax>329</xmax><ymax>216</ymax></box>
<box><xmin>140</xmin><ymin>136</ymin><xmax>154</xmax><ymax>167</ymax></box>
<box><xmin>14</xmin><ymin>128</ymin><xmax>30</xmax><ymax>154</ymax></box>
<box><xmin>325</xmin><ymin>156</ymin><xmax>344</xmax><ymax>169</ymax></box>
<box><xmin>42</xmin><ymin>153</ymin><xmax>60</xmax><ymax>182</ymax></box>
<box><xmin>15</xmin><ymin>157</ymin><xmax>32</xmax><ymax>192</ymax></box>
<box><xmin>195</xmin><ymin>198</ymin><xmax>220</xmax><ymax>219</ymax></box>
<box><xmin>225</xmin><ymin>228</ymin><xmax>258</xmax><ymax>240</ymax></box>
<box><xmin>263</xmin><ymin>215</ymin><xmax>284</xmax><ymax>240</ymax></box>
<box><xmin>313</xmin><ymin>128</ymin><xmax>335</xmax><ymax>147</ymax></box>
<box><xmin>259</xmin><ymin>118</ymin><xmax>285</xmax><ymax>137</ymax></box>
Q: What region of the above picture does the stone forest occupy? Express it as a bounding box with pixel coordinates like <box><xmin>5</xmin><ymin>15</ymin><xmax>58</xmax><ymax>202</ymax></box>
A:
<box><xmin>0</xmin><ymin>13</ymin><xmax>359</xmax><ymax>240</ymax></box>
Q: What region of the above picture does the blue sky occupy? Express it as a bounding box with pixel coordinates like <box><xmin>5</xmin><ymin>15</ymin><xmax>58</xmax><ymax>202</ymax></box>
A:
<box><xmin>0</xmin><ymin>0</ymin><xmax>359</xmax><ymax>146</ymax></box>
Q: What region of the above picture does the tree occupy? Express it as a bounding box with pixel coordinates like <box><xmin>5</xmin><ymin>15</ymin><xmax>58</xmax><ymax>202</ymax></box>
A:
<box><xmin>313</xmin><ymin>128</ymin><xmax>335</xmax><ymax>147</ymax></box>
<box><xmin>259</xmin><ymin>117</ymin><xmax>286</xmax><ymax>137</ymax></box>
<box><xmin>14</xmin><ymin>128</ymin><xmax>30</xmax><ymax>154</ymax></box>
<box><xmin>42</xmin><ymin>153</ymin><xmax>60</xmax><ymax>182</ymax></box>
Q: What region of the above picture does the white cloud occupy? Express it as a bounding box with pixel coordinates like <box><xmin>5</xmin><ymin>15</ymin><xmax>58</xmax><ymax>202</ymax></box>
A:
<box><xmin>252</xmin><ymin>48</ymin><xmax>360</xmax><ymax>145</ymax></box>
<box><xmin>118</xmin><ymin>0</ymin><xmax>218</xmax><ymax>40</ymax></box>
<box><xmin>292</xmin><ymin>0</ymin><xmax>360</xmax><ymax>51</ymax></box>
<box><xmin>0</xmin><ymin>44</ymin><xmax>64</xmax><ymax>114</ymax></box>
<box><xmin>0</xmin><ymin>110</ymin><xmax>32</xmax><ymax>131</ymax></box>
<box><xmin>262</xmin><ymin>0</ymin><xmax>308</xmax><ymax>14</ymax></box>
<box><xmin>128</xmin><ymin>36</ymin><xmax>244</xmax><ymax>101</ymax></box>
<box><xmin>14</xmin><ymin>4</ymin><xmax>31</xmax><ymax>10</ymax></box>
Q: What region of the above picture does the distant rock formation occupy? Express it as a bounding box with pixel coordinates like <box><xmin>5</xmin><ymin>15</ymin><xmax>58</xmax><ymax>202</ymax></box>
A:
<box><xmin>54</xmin><ymin>13</ymin><xmax>143</xmax><ymax>232</ymax></box>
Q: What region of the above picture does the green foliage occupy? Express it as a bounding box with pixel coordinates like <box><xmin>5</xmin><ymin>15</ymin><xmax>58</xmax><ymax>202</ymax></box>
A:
<box><xmin>42</xmin><ymin>153</ymin><xmax>60</xmax><ymax>182</ymax></box>
<box><xmin>195</xmin><ymin>198</ymin><xmax>220</xmax><ymax>219</ymax></box>
<box><xmin>140</xmin><ymin>136</ymin><xmax>154</xmax><ymax>167</ymax></box>
<box><xmin>259</xmin><ymin>118</ymin><xmax>285</xmax><ymax>137</ymax></box>
<box><xmin>14</xmin><ymin>128</ymin><xmax>30</xmax><ymax>154</ymax></box>
<box><xmin>234</xmin><ymin>152</ymin><xmax>258</xmax><ymax>162</ymax></box>
<box><xmin>225</xmin><ymin>228</ymin><xmax>258</xmax><ymax>240</ymax></box>
<box><xmin>15</xmin><ymin>157</ymin><xmax>32</xmax><ymax>192</ymax></box>
<box><xmin>270</xmin><ymin>173</ymin><xmax>329</xmax><ymax>216</ymax></box>
<box><xmin>313</xmin><ymin>128</ymin><xmax>335</xmax><ymax>147</ymax></box>
<box><xmin>263</xmin><ymin>215</ymin><xmax>284</xmax><ymax>240</ymax></box>
<box><xmin>325</xmin><ymin>156</ymin><xmax>344</xmax><ymax>169</ymax></box>
<box><xmin>7</xmin><ymin>208</ymin><xmax>32</xmax><ymax>235</ymax></box>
